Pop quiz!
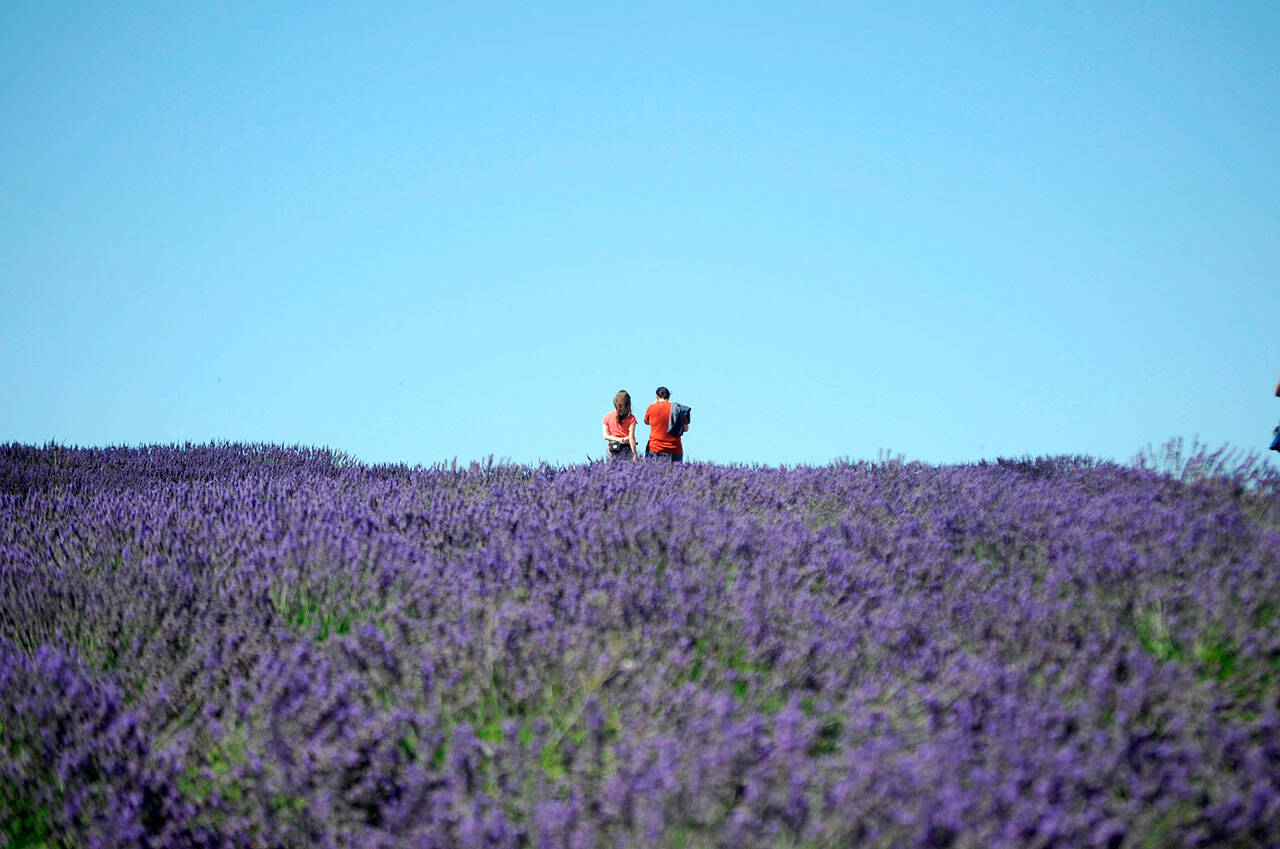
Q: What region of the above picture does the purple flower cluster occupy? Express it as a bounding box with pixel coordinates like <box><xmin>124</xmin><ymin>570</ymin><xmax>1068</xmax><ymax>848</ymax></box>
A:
<box><xmin>2</xmin><ymin>443</ymin><xmax>1279</xmax><ymax>848</ymax></box>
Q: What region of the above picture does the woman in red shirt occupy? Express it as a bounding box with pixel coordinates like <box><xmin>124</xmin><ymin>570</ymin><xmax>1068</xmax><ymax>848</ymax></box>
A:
<box><xmin>602</xmin><ymin>390</ymin><xmax>639</xmax><ymax>462</ymax></box>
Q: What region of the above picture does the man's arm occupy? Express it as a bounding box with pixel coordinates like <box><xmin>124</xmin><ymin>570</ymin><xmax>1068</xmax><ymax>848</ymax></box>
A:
<box><xmin>1275</xmin><ymin>377</ymin><xmax>1280</xmax><ymax>397</ymax></box>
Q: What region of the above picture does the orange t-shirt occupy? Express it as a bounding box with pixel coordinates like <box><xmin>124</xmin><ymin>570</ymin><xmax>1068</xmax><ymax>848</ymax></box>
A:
<box><xmin>644</xmin><ymin>400</ymin><xmax>683</xmax><ymax>454</ymax></box>
<box><xmin>603</xmin><ymin>411</ymin><xmax>637</xmax><ymax>440</ymax></box>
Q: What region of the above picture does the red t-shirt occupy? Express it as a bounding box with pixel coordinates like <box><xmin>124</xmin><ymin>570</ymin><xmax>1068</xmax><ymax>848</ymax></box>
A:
<box><xmin>644</xmin><ymin>400</ymin><xmax>683</xmax><ymax>454</ymax></box>
<box><xmin>603</xmin><ymin>410</ymin><xmax>637</xmax><ymax>440</ymax></box>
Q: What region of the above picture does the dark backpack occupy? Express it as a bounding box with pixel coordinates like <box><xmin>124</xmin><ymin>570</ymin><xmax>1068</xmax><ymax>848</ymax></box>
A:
<box><xmin>668</xmin><ymin>403</ymin><xmax>692</xmax><ymax>438</ymax></box>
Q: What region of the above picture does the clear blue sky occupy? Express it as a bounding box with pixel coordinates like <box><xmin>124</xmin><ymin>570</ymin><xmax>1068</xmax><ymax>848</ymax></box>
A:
<box><xmin>2</xmin><ymin>1</ymin><xmax>1277</xmax><ymax>467</ymax></box>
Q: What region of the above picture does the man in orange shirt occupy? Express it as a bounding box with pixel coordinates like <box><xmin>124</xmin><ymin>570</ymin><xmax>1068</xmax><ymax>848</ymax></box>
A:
<box><xmin>644</xmin><ymin>386</ymin><xmax>688</xmax><ymax>462</ymax></box>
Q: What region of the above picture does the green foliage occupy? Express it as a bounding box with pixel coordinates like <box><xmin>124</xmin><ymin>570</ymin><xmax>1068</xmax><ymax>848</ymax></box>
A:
<box><xmin>1134</xmin><ymin>604</ymin><xmax>1181</xmax><ymax>663</ymax></box>
<box><xmin>1132</xmin><ymin>603</ymin><xmax>1270</xmax><ymax>712</ymax></box>
<box><xmin>1</xmin><ymin>722</ymin><xmax>58</xmax><ymax>849</ymax></box>
<box><xmin>178</xmin><ymin>732</ymin><xmax>250</xmax><ymax>805</ymax></box>
<box><xmin>1</xmin><ymin>794</ymin><xmax>55</xmax><ymax>849</ymax></box>
<box><xmin>272</xmin><ymin>586</ymin><xmax>356</xmax><ymax>642</ymax></box>
<box><xmin>807</xmin><ymin>717</ymin><xmax>844</xmax><ymax>758</ymax></box>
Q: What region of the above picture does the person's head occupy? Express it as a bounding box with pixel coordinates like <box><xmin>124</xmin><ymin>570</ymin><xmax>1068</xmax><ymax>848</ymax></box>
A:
<box><xmin>613</xmin><ymin>390</ymin><xmax>632</xmax><ymax>421</ymax></box>
<box><xmin>655</xmin><ymin>386</ymin><xmax>670</xmax><ymax>400</ymax></box>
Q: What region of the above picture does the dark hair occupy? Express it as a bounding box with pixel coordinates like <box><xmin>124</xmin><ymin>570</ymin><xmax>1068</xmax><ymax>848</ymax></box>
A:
<box><xmin>655</xmin><ymin>386</ymin><xmax>670</xmax><ymax>400</ymax></box>
<box><xmin>613</xmin><ymin>390</ymin><xmax>632</xmax><ymax>422</ymax></box>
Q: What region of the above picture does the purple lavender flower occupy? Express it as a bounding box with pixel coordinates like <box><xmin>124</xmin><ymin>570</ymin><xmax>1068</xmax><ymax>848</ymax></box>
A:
<box><xmin>2</xmin><ymin>442</ymin><xmax>1278</xmax><ymax>846</ymax></box>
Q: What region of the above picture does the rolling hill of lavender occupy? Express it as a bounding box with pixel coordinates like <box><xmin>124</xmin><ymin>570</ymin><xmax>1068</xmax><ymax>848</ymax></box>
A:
<box><xmin>2</xmin><ymin>442</ymin><xmax>1279</xmax><ymax>848</ymax></box>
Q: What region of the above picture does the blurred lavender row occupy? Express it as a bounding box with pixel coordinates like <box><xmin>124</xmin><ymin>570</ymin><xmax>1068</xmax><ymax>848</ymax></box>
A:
<box><xmin>2</xmin><ymin>442</ymin><xmax>1279</xmax><ymax>848</ymax></box>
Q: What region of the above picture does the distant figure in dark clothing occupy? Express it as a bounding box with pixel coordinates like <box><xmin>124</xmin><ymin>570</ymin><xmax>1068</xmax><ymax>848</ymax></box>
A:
<box><xmin>603</xmin><ymin>390</ymin><xmax>639</xmax><ymax>462</ymax></box>
<box><xmin>644</xmin><ymin>386</ymin><xmax>689</xmax><ymax>462</ymax></box>
<box><xmin>1273</xmin><ymin>378</ymin><xmax>1280</xmax><ymax>452</ymax></box>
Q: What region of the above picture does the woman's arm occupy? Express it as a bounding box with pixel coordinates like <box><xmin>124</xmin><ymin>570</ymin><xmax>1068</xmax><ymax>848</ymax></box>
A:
<box><xmin>1275</xmin><ymin>377</ymin><xmax>1280</xmax><ymax>397</ymax></box>
<box><xmin>604</xmin><ymin>419</ymin><xmax>641</xmax><ymax>450</ymax></box>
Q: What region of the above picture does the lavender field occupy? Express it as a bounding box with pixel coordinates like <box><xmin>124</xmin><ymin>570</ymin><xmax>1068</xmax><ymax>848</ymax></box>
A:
<box><xmin>2</xmin><ymin>443</ymin><xmax>1279</xmax><ymax>848</ymax></box>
